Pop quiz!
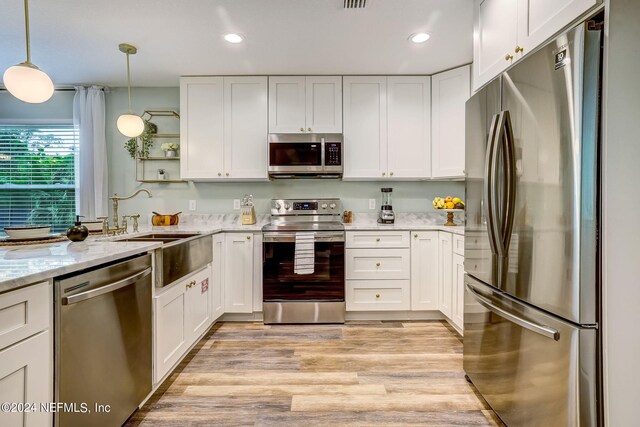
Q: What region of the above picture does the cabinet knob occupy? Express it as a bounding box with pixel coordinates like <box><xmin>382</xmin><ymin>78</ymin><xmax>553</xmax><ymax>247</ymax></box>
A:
<box><xmin>382</xmin><ymin>172</ymin><xmax>386</xmax><ymax>176</ymax></box>
<box><xmin>390</xmin><ymin>172</ymin><xmax>394</xmax><ymax>176</ymax></box>
<box><xmin>505</xmin><ymin>53</ymin><xmax>514</xmax><ymax>61</ymax></box>
<box><xmin>414</xmin><ymin>234</ymin><xmax>418</xmax><ymax>238</ymax></box>
<box><xmin>376</xmin><ymin>238</ymin><xmax>380</xmax><ymax>242</ymax></box>
<box><xmin>226</xmin><ymin>172</ymin><xmax>230</xmax><ymax>176</ymax></box>
<box><xmin>218</xmin><ymin>172</ymin><xmax>222</xmax><ymax>177</ymax></box>
<box><xmin>308</xmin><ymin>128</ymin><xmax>312</xmax><ymax>132</ymax></box>
<box><xmin>515</xmin><ymin>45</ymin><xmax>524</xmax><ymax>54</ymax></box>
<box><xmin>375</xmin><ymin>293</ymin><xmax>380</xmax><ymax>298</ymax></box>
<box><xmin>246</xmin><ymin>235</ymin><xmax>251</xmax><ymax>240</ymax></box>
<box><xmin>376</xmin><ymin>262</ymin><xmax>381</xmax><ymax>267</ymax></box>
<box><xmin>300</xmin><ymin>127</ymin><xmax>305</xmax><ymax>132</ymax></box>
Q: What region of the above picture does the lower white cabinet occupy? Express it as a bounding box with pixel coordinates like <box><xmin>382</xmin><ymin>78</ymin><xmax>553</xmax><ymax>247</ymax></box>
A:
<box><xmin>155</xmin><ymin>265</ymin><xmax>213</xmax><ymax>383</ymax></box>
<box><xmin>211</xmin><ymin>233</ymin><xmax>225</xmax><ymax>321</ymax></box>
<box><xmin>0</xmin><ymin>330</ymin><xmax>51</xmax><ymax>427</ymax></box>
<box><xmin>438</xmin><ymin>232</ymin><xmax>453</xmax><ymax>319</ymax></box>
<box><xmin>0</xmin><ymin>282</ymin><xmax>50</xmax><ymax>351</ymax></box>
<box><xmin>452</xmin><ymin>252</ymin><xmax>465</xmax><ymax>332</ymax></box>
<box><xmin>224</xmin><ymin>233</ymin><xmax>254</xmax><ymax>313</ymax></box>
<box><xmin>410</xmin><ymin>231</ymin><xmax>439</xmax><ymax>310</ymax></box>
<box><xmin>346</xmin><ymin>280</ymin><xmax>410</xmax><ymax>311</ymax></box>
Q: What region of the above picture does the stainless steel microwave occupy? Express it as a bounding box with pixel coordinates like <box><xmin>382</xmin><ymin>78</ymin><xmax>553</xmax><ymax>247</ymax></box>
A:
<box><xmin>268</xmin><ymin>133</ymin><xmax>343</xmax><ymax>178</ymax></box>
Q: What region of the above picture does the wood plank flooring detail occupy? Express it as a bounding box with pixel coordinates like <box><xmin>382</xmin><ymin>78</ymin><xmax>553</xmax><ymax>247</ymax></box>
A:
<box><xmin>125</xmin><ymin>321</ymin><xmax>504</xmax><ymax>426</ymax></box>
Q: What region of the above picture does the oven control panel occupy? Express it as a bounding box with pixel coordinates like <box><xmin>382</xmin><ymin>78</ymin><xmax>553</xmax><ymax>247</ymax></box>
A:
<box><xmin>271</xmin><ymin>199</ymin><xmax>342</xmax><ymax>215</ymax></box>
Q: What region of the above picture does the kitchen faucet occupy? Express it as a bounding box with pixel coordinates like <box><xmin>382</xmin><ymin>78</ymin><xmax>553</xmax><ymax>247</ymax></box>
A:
<box><xmin>100</xmin><ymin>188</ymin><xmax>152</xmax><ymax>235</ymax></box>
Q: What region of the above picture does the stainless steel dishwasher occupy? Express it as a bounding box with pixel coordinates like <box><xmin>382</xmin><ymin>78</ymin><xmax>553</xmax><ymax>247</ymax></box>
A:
<box><xmin>54</xmin><ymin>254</ymin><xmax>152</xmax><ymax>427</ymax></box>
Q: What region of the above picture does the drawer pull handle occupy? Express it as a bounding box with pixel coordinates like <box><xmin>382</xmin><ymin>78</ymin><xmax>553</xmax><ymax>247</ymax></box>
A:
<box><xmin>246</xmin><ymin>235</ymin><xmax>251</xmax><ymax>240</ymax></box>
<box><xmin>375</xmin><ymin>293</ymin><xmax>380</xmax><ymax>298</ymax></box>
<box><xmin>186</xmin><ymin>280</ymin><xmax>196</xmax><ymax>289</ymax></box>
<box><xmin>376</xmin><ymin>238</ymin><xmax>380</xmax><ymax>242</ymax></box>
<box><xmin>376</xmin><ymin>262</ymin><xmax>381</xmax><ymax>267</ymax></box>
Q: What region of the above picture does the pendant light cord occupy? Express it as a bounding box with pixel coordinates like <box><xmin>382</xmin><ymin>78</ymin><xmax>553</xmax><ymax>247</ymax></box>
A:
<box><xmin>126</xmin><ymin>52</ymin><xmax>132</xmax><ymax>113</ymax></box>
<box><xmin>23</xmin><ymin>0</ymin><xmax>31</xmax><ymax>64</ymax></box>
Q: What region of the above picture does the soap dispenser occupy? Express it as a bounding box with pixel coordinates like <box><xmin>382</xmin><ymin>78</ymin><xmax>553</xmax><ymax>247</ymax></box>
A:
<box><xmin>67</xmin><ymin>215</ymin><xmax>89</xmax><ymax>242</ymax></box>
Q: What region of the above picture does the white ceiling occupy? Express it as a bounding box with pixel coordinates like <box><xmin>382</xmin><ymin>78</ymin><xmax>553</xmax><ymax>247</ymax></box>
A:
<box><xmin>0</xmin><ymin>0</ymin><xmax>473</xmax><ymax>87</ymax></box>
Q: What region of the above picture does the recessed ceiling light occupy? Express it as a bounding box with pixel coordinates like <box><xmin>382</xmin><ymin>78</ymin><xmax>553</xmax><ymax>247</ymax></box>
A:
<box><xmin>224</xmin><ymin>33</ymin><xmax>244</xmax><ymax>43</ymax></box>
<box><xmin>409</xmin><ymin>33</ymin><xmax>431</xmax><ymax>43</ymax></box>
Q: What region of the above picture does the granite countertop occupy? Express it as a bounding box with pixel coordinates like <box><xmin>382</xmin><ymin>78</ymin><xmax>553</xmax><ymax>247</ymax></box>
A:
<box><xmin>343</xmin><ymin>213</ymin><xmax>465</xmax><ymax>235</ymax></box>
<box><xmin>0</xmin><ymin>240</ymin><xmax>162</xmax><ymax>294</ymax></box>
<box><xmin>0</xmin><ymin>212</ymin><xmax>465</xmax><ymax>294</ymax></box>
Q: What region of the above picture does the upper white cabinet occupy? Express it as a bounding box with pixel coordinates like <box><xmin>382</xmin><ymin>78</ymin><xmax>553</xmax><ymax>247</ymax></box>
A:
<box><xmin>343</xmin><ymin>76</ymin><xmax>387</xmax><ymax>178</ymax></box>
<box><xmin>180</xmin><ymin>76</ymin><xmax>268</xmax><ymax>180</ymax></box>
<box><xmin>268</xmin><ymin>76</ymin><xmax>342</xmax><ymax>133</ymax></box>
<box><xmin>343</xmin><ymin>76</ymin><xmax>431</xmax><ymax>180</ymax></box>
<box><xmin>473</xmin><ymin>0</ymin><xmax>600</xmax><ymax>91</ymax></box>
<box><xmin>431</xmin><ymin>65</ymin><xmax>471</xmax><ymax>179</ymax></box>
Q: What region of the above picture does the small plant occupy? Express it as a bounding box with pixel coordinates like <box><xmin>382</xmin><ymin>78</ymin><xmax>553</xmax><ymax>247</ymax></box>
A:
<box><xmin>161</xmin><ymin>142</ymin><xmax>179</xmax><ymax>152</ymax></box>
<box><xmin>124</xmin><ymin>120</ymin><xmax>156</xmax><ymax>159</ymax></box>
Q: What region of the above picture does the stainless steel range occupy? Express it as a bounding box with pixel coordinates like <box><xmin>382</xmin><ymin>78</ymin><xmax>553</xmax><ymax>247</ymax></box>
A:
<box><xmin>262</xmin><ymin>198</ymin><xmax>345</xmax><ymax>324</ymax></box>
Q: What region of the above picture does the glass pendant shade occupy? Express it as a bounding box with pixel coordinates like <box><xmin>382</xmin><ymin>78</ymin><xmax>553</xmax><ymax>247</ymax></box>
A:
<box><xmin>117</xmin><ymin>113</ymin><xmax>145</xmax><ymax>138</ymax></box>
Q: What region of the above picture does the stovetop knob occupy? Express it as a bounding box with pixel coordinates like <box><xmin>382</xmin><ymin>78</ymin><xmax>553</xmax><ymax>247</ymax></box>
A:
<box><xmin>329</xmin><ymin>203</ymin><xmax>336</xmax><ymax>209</ymax></box>
<box><xmin>321</xmin><ymin>203</ymin><xmax>328</xmax><ymax>209</ymax></box>
<box><xmin>284</xmin><ymin>203</ymin><xmax>291</xmax><ymax>210</ymax></box>
<box><xmin>275</xmin><ymin>202</ymin><xmax>281</xmax><ymax>210</ymax></box>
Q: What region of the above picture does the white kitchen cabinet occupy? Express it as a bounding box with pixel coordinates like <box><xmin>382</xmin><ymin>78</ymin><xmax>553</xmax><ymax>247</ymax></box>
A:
<box><xmin>180</xmin><ymin>77</ymin><xmax>224</xmax><ymax>179</ymax></box>
<box><xmin>473</xmin><ymin>0</ymin><xmax>518</xmax><ymax>91</ymax></box>
<box><xmin>180</xmin><ymin>76</ymin><xmax>268</xmax><ymax>180</ymax></box>
<box><xmin>410</xmin><ymin>231</ymin><xmax>440</xmax><ymax>311</ymax></box>
<box><xmin>346</xmin><ymin>280</ymin><xmax>410</xmax><ymax>311</ymax></box>
<box><xmin>155</xmin><ymin>265</ymin><xmax>213</xmax><ymax>382</ymax></box>
<box><xmin>452</xmin><ymin>252</ymin><xmax>466</xmax><ymax>333</ymax></box>
<box><xmin>223</xmin><ymin>76</ymin><xmax>268</xmax><ymax>179</ymax></box>
<box><xmin>343</xmin><ymin>76</ymin><xmax>387</xmax><ymax>178</ymax></box>
<box><xmin>224</xmin><ymin>233</ymin><xmax>254</xmax><ymax>313</ymax></box>
<box><xmin>438</xmin><ymin>232</ymin><xmax>453</xmax><ymax>319</ymax></box>
<box><xmin>0</xmin><ymin>281</ymin><xmax>49</xmax><ymax>351</ymax></box>
<box><xmin>387</xmin><ymin>76</ymin><xmax>431</xmax><ymax>179</ymax></box>
<box><xmin>346</xmin><ymin>249</ymin><xmax>411</xmax><ymax>281</ymax></box>
<box><xmin>346</xmin><ymin>230</ymin><xmax>410</xmax><ymax>249</ymax></box>
<box><xmin>268</xmin><ymin>76</ymin><xmax>342</xmax><ymax>133</ymax></box>
<box><xmin>473</xmin><ymin>0</ymin><xmax>600</xmax><ymax>91</ymax></box>
<box><xmin>211</xmin><ymin>233</ymin><xmax>225</xmax><ymax>321</ymax></box>
<box><xmin>343</xmin><ymin>76</ymin><xmax>430</xmax><ymax>180</ymax></box>
<box><xmin>0</xmin><ymin>331</ymin><xmax>51</xmax><ymax>427</ymax></box>
<box><xmin>252</xmin><ymin>232</ymin><xmax>264</xmax><ymax>313</ymax></box>
<box><xmin>431</xmin><ymin>66</ymin><xmax>471</xmax><ymax>179</ymax></box>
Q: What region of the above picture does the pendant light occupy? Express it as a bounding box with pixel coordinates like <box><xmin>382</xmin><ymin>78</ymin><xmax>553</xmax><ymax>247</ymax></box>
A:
<box><xmin>3</xmin><ymin>0</ymin><xmax>54</xmax><ymax>103</ymax></box>
<box><xmin>116</xmin><ymin>43</ymin><xmax>144</xmax><ymax>138</ymax></box>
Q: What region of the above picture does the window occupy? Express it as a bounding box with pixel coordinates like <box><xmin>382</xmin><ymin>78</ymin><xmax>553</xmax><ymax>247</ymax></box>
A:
<box><xmin>0</xmin><ymin>124</ymin><xmax>78</xmax><ymax>233</ymax></box>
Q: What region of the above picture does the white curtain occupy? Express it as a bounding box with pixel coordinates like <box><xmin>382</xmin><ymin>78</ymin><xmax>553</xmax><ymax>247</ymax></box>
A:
<box><xmin>73</xmin><ymin>86</ymin><xmax>107</xmax><ymax>219</ymax></box>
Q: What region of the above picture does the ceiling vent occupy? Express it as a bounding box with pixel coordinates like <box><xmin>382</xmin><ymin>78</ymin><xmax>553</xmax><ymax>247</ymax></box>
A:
<box><xmin>344</xmin><ymin>0</ymin><xmax>367</xmax><ymax>8</ymax></box>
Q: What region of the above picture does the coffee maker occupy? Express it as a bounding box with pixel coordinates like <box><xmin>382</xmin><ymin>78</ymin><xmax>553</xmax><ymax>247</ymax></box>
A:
<box><xmin>378</xmin><ymin>187</ymin><xmax>395</xmax><ymax>224</ymax></box>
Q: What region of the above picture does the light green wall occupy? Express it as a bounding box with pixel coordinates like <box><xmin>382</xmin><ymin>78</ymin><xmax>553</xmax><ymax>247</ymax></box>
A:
<box><xmin>105</xmin><ymin>87</ymin><xmax>464</xmax><ymax>220</ymax></box>
<box><xmin>0</xmin><ymin>90</ymin><xmax>74</xmax><ymax>121</ymax></box>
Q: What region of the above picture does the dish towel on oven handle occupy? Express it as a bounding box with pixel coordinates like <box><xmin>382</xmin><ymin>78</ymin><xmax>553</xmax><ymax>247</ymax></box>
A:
<box><xmin>294</xmin><ymin>232</ymin><xmax>315</xmax><ymax>275</ymax></box>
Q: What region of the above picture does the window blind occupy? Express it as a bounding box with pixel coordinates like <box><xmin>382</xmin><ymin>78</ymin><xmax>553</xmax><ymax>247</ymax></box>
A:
<box><xmin>0</xmin><ymin>124</ymin><xmax>78</xmax><ymax>233</ymax></box>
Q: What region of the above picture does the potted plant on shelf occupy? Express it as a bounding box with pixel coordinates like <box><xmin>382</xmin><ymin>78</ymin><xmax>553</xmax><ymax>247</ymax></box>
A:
<box><xmin>161</xmin><ymin>142</ymin><xmax>179</xmax><ymax>158</ymax></box>
<box><xmin>124</xmin><ymin>119</ymin><xmax>156</xmax><ymax>159</ymax></box>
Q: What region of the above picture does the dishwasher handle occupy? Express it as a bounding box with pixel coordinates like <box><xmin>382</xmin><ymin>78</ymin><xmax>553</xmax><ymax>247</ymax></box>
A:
<box><xmin>62</xmin><ymin>267</ymin><xmax>152</xmax><ymax>305</ymax></box>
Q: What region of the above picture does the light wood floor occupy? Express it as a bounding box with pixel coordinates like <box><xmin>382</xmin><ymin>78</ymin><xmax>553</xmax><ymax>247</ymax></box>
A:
<box><xmin>125</xmin><ymin>320</ymin><xmax>504</xmax><ymax>426</ymax></box>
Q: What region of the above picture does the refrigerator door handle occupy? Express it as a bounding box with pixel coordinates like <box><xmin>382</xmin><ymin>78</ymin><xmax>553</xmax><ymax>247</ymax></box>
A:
<box><xmin>484</xmin><ymin>113</ymin><xmax>501</xmax><ymax>256</ymax></box>
<box><xmin>466</xmin><ymin>283</ymin><xmax>560</xmax><ymax>341</ymax></box>
<box><xmin>501</xmin><ymin>110</ymin><xmax>517</xmax><ymax>253</ymax></box>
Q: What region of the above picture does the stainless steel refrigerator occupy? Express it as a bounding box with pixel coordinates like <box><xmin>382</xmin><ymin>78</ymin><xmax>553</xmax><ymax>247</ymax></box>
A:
<box><xmin>463</xmin><ymin>20</ymin><xmax>602</xmax><ymax>427</ymax></box>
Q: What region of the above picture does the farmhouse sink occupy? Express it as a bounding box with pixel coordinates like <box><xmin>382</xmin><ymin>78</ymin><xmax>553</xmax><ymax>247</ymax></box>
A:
<box><xmin>116</xmin><ymin>232</ymin><xmax>212</xmax><ymax>288</ymax></box>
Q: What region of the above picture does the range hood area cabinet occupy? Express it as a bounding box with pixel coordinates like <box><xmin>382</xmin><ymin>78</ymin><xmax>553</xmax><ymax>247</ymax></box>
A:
<box><xmin>180</xmin><ymin>76</ymin><xmax>268</xmax><ymax>180</ymax></box>
<box><xmin>342</xmin><ymin>76</ymin><xmax>431</xmax><ymax>180</ymax></box>
<box><xmin>268</xmin><ymin>76</ymin><xmax>342</xmax><ymax>134</ymax></box>
<box><xmin>473</xmin><ymin>0</ymin><xmax>600</xmax><ymax>91</ymax></box>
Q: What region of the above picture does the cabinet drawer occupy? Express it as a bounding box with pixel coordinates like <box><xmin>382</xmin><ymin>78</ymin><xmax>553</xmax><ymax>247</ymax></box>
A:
<box><xmin>0</xmin><ymin>282</ymin><xmax>50</xmax><ymax>351</ymax></box>
<box><xmin>346</xmin><ymin>249</ymin><xmax>410</xmax><ymax>280</ymax></box>
<box><xmin>346</xmin><ymin>231</ymin><xmax>410</xmax><ymax>249</ymax></box>
<box><xmin>453</xmin><ymin>234</ymin><xmax>465</xmax><ymax>255</ymax></box>
<box><xmin>346</xmin><ymin>280</ymin><xmax>410</xmax><ymax>311</ymax></box>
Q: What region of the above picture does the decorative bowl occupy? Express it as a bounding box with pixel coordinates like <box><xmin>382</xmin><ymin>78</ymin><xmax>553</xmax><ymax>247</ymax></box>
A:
<box><xmin>4</xmin><ymin>225</ymin><xmax>51</xmax><ymax>239</ymax></box>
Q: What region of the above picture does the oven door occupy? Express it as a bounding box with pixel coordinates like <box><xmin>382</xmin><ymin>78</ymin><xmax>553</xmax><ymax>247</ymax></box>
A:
<box><xmin>268</xmin><ymin>142</ymin><xmax>323</xmax><ymax>173</ymax></box>
<box><xmin>263</xmin><ymin>231</ymin><xmax>345</xmax><ymax>301</ymax></box>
